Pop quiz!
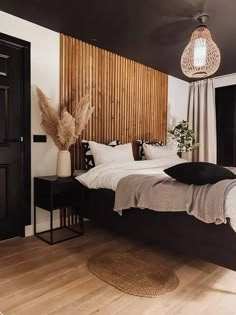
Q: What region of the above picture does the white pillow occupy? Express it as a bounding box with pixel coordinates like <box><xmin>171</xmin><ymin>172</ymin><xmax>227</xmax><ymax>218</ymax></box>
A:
<box><xmin>89</xmin><ymin>141</ymin><xmax>134</xmax><ymax>166</ymax></box>
<box><xmin>82</xmin><ymin>139</ymin><xmax>120</xmax><ymax>169</ymax></box>
<box><xmin>143</xmin><ymin>143</ymin><xmax>177</xmax><ymax>160</ymax></box>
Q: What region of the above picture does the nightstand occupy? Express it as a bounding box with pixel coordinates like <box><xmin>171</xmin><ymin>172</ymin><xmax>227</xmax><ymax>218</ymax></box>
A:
<box><xmin>34</xmin><ymin>175</ymin><xmax>85</xmax><ymax>245</ymax></box>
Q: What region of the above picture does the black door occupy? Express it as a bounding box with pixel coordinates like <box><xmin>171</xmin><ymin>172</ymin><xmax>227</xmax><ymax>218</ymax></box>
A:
<box><xmin>0</xmin><ymin>33</ymin><xmax>31</xmax><ymax>240</ymax></box>
<box><xmin>216</xmin><ymin>85</ymin><xmax>236</xmax><ymax>166</ymax></box>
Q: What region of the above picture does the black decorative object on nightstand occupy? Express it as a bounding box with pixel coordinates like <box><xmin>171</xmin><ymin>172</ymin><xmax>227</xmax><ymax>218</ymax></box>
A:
<box><xmin>34</xmin><ymin>175</ymin><xmax>84</xmax><ymax>245</ymax></box>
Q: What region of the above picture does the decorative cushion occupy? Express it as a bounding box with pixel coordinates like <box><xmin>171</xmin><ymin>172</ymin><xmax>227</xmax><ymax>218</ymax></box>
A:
<box><xmin>137</xmin><ymin>140</ymin><xmax>163</xmax><ymax>160</ymax></box>
<box><xmin>164</xmin><ymin>162</ymin><xmax>236</xmax><ymax>185</ymax></box>
<box><xmin>81</xmin><ymin>140</ymin><xmax>120</xmax><ymax>170</ymax></box>
<box><xmin>143</xmin><ymin>143</ymin><xmax>176</xmax><ymax>160</ymax></box>
<box><xmin>132</xmin><ymin>141</ymin><xmax>141</xmax><ymax>161</ymax></box>
<box><xmin>89</xmin><ymin>141</ymin><xmax>134</xmax><ymax>166</ymax></box>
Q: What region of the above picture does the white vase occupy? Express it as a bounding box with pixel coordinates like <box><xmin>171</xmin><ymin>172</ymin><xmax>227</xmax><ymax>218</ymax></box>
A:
<box><xmin>56</xmin><ymin>150</ymin><xmax>71</xmax><ymax>177</ymax></box>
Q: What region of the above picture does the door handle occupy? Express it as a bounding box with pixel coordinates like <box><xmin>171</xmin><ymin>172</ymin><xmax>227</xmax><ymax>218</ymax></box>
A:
<box><xmin>6</xmin><ymin>137</ymin><xmax>24</xmax><ymax>143</ymax></box>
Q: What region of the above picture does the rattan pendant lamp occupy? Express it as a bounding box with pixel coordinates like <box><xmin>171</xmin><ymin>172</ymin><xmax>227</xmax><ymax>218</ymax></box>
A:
<box><xmin>181</xmin><ymin>14</ymin><xmax>221</xmax><ymax>79</ymax></box>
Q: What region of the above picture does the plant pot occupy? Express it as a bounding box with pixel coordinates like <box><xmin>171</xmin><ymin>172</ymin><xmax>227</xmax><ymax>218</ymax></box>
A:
<box><xmin>56</xmin><ymin>150</ymin><xmax>71</xmax><ymax>177</ymax></box>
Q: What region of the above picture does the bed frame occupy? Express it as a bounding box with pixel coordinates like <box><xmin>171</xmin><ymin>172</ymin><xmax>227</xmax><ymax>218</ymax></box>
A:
<box><xmin>82</xmin><ymin>186</ymin><xmax>236</xmax><ymax>271</ymax></box>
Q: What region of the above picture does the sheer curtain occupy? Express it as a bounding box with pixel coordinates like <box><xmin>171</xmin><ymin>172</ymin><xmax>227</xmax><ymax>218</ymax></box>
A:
<box><xmin>188</xmin><ymin>79</ymin><xmax>217</xmax><ymax>163</ymax></box>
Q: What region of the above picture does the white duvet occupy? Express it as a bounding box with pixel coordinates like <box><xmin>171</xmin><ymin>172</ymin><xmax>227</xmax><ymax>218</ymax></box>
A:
<box><xmin>77</xmin><ymin>157</ymin><xmax>236</xmax><ymax>231</ymax></box>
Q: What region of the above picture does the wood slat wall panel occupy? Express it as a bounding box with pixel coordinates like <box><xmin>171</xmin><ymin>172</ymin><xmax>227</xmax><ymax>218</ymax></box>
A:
<box><xmin>60</xmin><ymin>34</ymin><xmax>168</xmax><ymax>169</ymax></box>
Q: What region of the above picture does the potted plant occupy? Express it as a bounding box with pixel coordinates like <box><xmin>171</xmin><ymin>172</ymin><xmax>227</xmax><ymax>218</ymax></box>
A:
<box><xmin>168</xmin><ymin>120</ymin><xmax>199</xmax><ymax>157</ymax></box>
<box><xmin>36</xmin><ymin>87</ymin><xmax>94</xmax><ymax>177</ymax></box>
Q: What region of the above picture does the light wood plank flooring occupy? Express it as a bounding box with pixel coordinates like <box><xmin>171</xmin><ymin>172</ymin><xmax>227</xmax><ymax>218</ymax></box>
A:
<box><xmin>0</xmin><ymin>223</ymin><xmax>236</xmax><ymax>315</ymax></box>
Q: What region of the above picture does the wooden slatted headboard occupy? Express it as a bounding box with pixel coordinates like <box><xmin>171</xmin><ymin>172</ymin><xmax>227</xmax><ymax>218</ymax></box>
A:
<box><xmin>60</xmin><ymin>34</ymin><xmax>168</xmax><ymax>169</ymax></box>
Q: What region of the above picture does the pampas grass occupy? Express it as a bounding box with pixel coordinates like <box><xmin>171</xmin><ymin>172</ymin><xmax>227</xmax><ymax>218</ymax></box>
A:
<box><xmin>36</xmin><ymin>86</ymin><xmax>94</xmax><ymax>150</ymax></box>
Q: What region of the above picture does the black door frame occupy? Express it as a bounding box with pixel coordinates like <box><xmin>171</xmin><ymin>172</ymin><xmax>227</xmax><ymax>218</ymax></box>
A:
<box><xmin>0</xmin><ymin>32</ymin><xmax>31</xmax><ymax>234</ymax></box>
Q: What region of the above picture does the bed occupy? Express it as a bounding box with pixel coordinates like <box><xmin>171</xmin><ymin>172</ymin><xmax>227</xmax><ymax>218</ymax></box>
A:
<box><xmin>77</xmin><ymin>158</ymin><xmax>236</xmax><ymax>271</ymax></box>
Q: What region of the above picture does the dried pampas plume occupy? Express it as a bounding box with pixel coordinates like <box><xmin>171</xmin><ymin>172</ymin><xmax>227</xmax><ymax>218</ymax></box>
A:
<box><xmin>36</xmin><ymin>86</ymin><xmax>94</xmax><ymax>150</ymax></box>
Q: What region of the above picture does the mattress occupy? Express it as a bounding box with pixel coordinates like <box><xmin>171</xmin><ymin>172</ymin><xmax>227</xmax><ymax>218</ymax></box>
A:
<box><xmin>77</xmin><ymin>157</ymin><xmax>236</xmax><ymax>231</ymax></box>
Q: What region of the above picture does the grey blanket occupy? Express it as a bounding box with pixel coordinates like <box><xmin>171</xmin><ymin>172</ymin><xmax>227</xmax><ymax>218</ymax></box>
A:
<box><xmin>114</xmin><ymin>174</ymin><xmax>236</xmax><ymax>225</ymax></box>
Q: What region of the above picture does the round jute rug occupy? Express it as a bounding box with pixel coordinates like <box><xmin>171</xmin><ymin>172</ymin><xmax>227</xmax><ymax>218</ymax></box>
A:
<box><xmin>87</xmin><ymin>250</ymin><xmax>179</xmax><ymax>297</ymax></box>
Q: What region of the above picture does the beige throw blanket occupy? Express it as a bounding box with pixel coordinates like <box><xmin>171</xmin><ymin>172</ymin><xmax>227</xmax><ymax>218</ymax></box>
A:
<box><xmin>114</xmin><ymin>174</ymin><xmax>236</xmax><ymax>225</ymax></box>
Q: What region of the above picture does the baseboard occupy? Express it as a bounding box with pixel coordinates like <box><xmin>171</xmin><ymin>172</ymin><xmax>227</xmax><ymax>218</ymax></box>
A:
<box><xmin>25</xmin><ymin>219</ymin><xmax>60</xmax><ymax>237</ymax></box>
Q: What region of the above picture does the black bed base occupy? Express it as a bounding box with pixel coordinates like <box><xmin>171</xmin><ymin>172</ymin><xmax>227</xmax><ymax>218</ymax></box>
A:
<box><xmin>83</xmin><ymin>187</ymin><xmax>236</xmax><ymax>271</ymax></box>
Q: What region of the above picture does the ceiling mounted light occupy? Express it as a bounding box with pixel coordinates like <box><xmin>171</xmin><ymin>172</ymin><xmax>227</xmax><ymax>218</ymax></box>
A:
<box><xmin>181</xmin><ymin>14</ymin><xmax>221</xmax><ymax>79</ymax></box>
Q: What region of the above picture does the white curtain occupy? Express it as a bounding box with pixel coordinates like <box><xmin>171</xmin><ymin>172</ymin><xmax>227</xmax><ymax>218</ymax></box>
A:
<box><xmin>188</xmin><ymin>79</ymin><xmax>217</xmax><ymax>163</ymax></box>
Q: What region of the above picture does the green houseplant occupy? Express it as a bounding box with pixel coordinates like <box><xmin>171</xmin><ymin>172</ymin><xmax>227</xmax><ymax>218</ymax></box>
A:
<box><xmin>168</xmin><ymin>120</ymin><xmax>199</xmax><ymax>153</ymax></box>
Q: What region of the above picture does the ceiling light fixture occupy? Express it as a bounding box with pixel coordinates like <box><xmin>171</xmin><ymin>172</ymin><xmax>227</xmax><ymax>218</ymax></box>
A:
<box><xmin>181</xmin><ymin>14</ymin><xmax>221</xmax><ymax>79</ymax></box>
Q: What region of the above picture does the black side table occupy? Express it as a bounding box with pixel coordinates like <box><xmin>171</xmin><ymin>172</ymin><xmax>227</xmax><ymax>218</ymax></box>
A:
<box><xmin>34</xmin><ymin>175</ymin><xmax>85</xmax><ymax>245</ymax></box>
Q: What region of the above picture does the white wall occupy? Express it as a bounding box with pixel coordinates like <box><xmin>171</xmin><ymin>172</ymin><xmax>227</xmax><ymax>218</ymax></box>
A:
<box><xmin>167</xmin><ymin>75</ymin><xmax>189</xmax><ymax>130</ymax></box>
<box><xmin>214</xmin><ymin>73</ymin><xmax>236</xmax><ymax>88</ymax></box>
<box><xmin>0</xmin><ymin>11</ymin><xmax>60</xmax><ymax>234</ymax></box>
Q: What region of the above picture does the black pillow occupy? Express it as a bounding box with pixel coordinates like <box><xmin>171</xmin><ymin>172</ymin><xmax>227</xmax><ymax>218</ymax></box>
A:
<box><xmin>164</xmin><ymin>162</ymin><xmax>236</xmax><ymax>185</ymax></box>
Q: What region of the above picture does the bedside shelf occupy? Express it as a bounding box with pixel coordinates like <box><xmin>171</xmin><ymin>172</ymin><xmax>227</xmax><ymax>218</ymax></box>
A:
<box><xmin>34</xmin><ymin>175</ymin><xmax>85</xmax><ymax>245</ymax></box>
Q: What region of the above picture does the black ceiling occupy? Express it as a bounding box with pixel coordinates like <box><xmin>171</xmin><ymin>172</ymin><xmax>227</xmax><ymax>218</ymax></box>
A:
<box><xmin>0</xmin><ymin>0</ymin><xmax>235</xmax><ymax>81</ymax></box>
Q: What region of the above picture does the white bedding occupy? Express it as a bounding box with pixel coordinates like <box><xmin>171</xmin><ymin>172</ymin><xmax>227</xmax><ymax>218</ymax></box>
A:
<box><xmin>76</xmin><ymin>158</ymin><xmax>236</xmax><ymax>231</ymax></box>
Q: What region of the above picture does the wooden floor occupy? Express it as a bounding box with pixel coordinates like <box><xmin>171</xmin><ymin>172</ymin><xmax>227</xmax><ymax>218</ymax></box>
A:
<box><xmin>1</xmin><ymin>223</ymin><xmax>236</xmax><ymax>315</ymax></box>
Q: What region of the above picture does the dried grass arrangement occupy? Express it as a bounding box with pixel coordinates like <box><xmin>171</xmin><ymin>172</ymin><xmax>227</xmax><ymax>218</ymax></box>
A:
<box><xmin>36</xmin><ymin>86</ymin><xmax>94</xmax><ymax>150</ymax></box>
<box><xmin>36</xmin><ymin>86</ymin><xmax>94</xmax><ymax>177</ymax></box>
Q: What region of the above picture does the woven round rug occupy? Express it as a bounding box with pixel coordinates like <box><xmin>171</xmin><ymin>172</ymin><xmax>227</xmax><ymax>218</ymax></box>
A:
<box><xmin>87</xmin><ymin>250</ymin><xmax>179</xmax><ymax>297</ymax></box>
